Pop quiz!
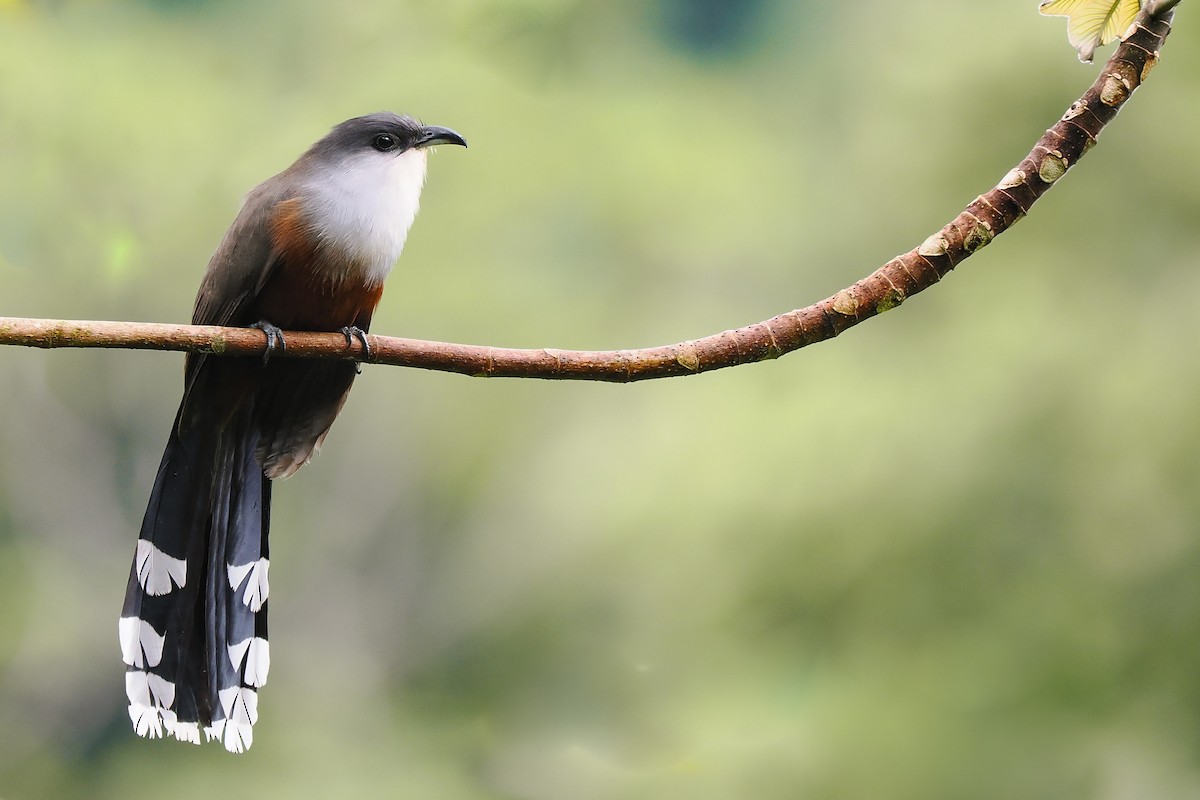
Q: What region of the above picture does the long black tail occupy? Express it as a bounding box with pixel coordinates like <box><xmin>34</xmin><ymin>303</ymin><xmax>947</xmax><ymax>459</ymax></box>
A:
<box><xmin>120</xmin><ymin>406</ymin><xmax>271</xmax><ymax>752</ymax></box>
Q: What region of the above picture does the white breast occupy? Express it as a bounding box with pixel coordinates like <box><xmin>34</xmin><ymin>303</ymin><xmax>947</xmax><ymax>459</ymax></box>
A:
<box><xmin>300</xmin><ymin>147</ymin><xmax>428</xmax><ymax>286</ymax></box>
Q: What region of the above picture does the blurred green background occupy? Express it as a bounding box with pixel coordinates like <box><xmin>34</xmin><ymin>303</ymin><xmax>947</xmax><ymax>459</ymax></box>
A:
<box><xmin>3</xmin><ymin>0</ymin><xmax>1200</xmax><ymax>797</ymax></box>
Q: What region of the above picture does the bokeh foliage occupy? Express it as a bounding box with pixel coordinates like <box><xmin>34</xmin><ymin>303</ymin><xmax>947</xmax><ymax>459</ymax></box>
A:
<box><xmin>2</xmin><ymin>0</ymin><xmax>1200</xmax><ymax>797</ymax></box>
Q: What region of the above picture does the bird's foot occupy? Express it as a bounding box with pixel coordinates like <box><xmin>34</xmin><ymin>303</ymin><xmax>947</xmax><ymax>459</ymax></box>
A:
<box><xmin>340</xmin><ymin>326</ymin><xmax>371</xmax><ymax>374</ymax></box>
<box><xmin>250</xmin><ymin>321</ymin><xmax>286</xmax><ymax>364</ymax></box>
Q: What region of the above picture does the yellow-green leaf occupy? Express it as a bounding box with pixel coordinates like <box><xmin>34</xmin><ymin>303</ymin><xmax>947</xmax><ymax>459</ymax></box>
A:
<box><xmin>1039</xmin><ymin>0</ymin><xmax>1142</xmax><ymax>62</ymax></box>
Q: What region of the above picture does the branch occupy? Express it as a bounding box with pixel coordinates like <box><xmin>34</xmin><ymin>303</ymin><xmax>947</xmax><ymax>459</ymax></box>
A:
<box><xmin>0</xmin><ymin>8</ymin><xmax>1177</xmax><ymax>383</ymax></box>
<box><xmin>1148</xmin><ymin>0</ymin><xmax>1183</xmax><ymax>15</ymax></box>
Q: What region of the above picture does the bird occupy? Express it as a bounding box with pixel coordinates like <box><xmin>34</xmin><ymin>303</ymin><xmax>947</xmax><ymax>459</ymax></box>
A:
<box><xmin>117</xmin><ymin>112</ymin><xmax>467</xmax><ymax>752</ymax></box>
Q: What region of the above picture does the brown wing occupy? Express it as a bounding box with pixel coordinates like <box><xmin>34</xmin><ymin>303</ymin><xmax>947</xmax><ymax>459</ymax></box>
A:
<box><xmin>192</xmin><ymin>180</ymin><xmax>294</xmax><ymax>329</ymax></box>
<box><xmin>178</xmin><ymin>180</ymin><xmax>293</xmax><ymax>426</ymax></box>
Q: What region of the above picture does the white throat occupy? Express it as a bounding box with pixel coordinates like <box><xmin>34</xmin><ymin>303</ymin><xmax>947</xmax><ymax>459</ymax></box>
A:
<box><xmin>300</xmin><ymin>147</ymin><xmax>428</xmax><ymax>285</ymax></box>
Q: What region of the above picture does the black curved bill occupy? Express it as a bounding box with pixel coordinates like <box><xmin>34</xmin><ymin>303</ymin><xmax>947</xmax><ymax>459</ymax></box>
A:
<box><xmin>414</xmin><ymin>125</ymin><xmax>467</xmax><ymax>149</ymax></box>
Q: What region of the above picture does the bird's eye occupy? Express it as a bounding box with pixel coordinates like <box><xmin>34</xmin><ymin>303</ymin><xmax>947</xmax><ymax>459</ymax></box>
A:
<box><xmin>372</xmin><ymin>133</ymin><xmax>399</xmax><ymax>152</ymax></box>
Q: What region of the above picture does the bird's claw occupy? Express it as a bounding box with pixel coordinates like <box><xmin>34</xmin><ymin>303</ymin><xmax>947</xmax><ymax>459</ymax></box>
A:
<box><xmin>340</xmin><ymin>326</ymin><xmax>371</xmax><ymax>373</ymax></box>
<box><xmin>250</xmin><ymin>321</ymin><xmax>286</xmax><ymax>364</ymax></box>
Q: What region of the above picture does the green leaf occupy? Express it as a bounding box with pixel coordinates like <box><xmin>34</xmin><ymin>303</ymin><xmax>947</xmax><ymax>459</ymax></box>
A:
<box><xmin>1039</xmin><ymin>0</ymin><xmax>1142</xmax><ymax>62</ymax></box>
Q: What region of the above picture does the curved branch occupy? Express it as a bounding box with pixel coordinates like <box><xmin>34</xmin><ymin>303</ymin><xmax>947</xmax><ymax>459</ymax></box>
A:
<box><xmin>0</xmin><ymin>8</ymin><xmax>1175</xmax><ymax>383</ymax></box>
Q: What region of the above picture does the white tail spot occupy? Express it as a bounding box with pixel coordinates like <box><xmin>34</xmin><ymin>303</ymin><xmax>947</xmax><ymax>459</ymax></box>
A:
<box><xmin>134</xmin><ymin>539</ymin><xmax>187</xmax><ymax>595</ymax></box>
<box><xmin>128</xmin><ymin>701</ymin><xmax>164</xmax><ymax>739</ymax></box>
<box><xmin>166</xmin><ymin>718</ymin><xmax>201</xmax><ymax>745</ymax></box>
<box><xmin>118</xmin><ymin>616</ymin><xmax>166</xmax><ymax>668</ymax></box>
<box><xmin>125</xmin><ymin>670</ymin><xmax>177</xmax><ymax>740</ymax></box>
<box><xmin>218</xmin><ymin>686</ymin><xmax>259</xmax><ymax>726</ymax></box>
<box><xmin>209</xmin><ymin>687</ymin><xmax>258</xmax><ymax>753</ymax></box>
<box><xmin>228</xmin><ymin>558</ymin><xmax>270</xmax><ymax>611</ymax></box>
<box><xmin>125</xmin><ymin>669</ymin><xmax>176</xmax><ymax>709</ymax></box>
<box><xmin>228</xmin><ymin>637</ymin><xmax>271</xmax><ymax>687</ymax></box>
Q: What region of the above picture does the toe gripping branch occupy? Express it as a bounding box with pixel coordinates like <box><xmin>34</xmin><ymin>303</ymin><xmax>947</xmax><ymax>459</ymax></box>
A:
<box><xmin>340</xmin><ymin>326</ymin><xmax>371</xmax><ymax>374</ymax></box>
<box><xmin>250</xmin><ymin>321</ymin><xmax>286</xmax><ymax>365</ymax></box>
